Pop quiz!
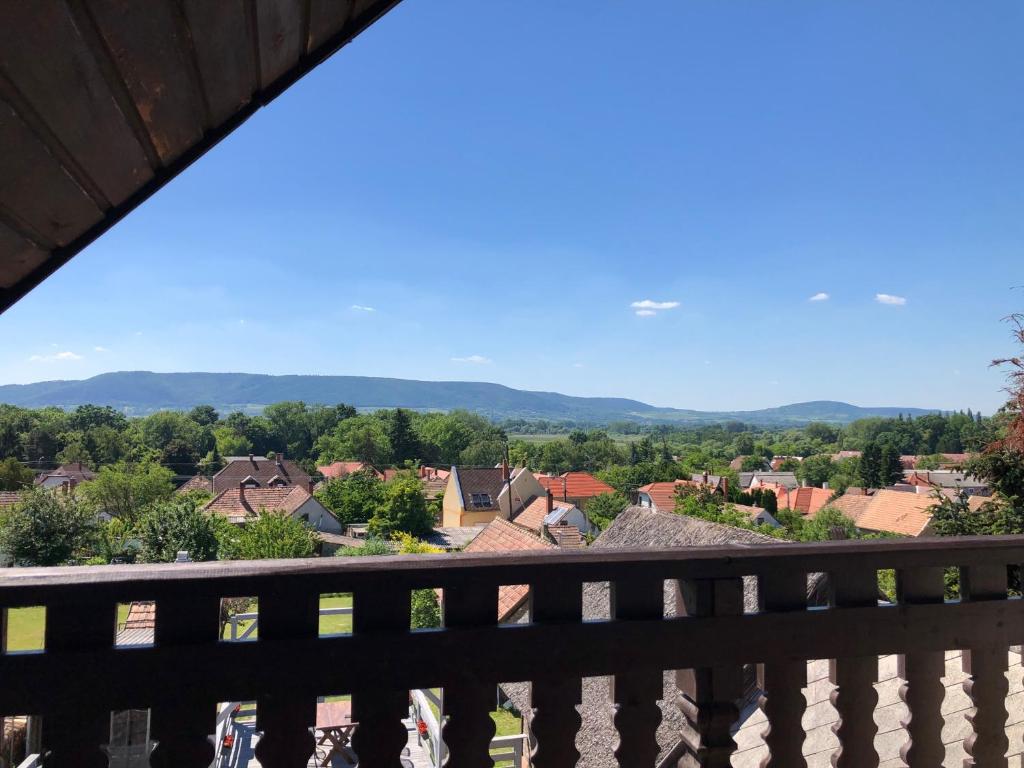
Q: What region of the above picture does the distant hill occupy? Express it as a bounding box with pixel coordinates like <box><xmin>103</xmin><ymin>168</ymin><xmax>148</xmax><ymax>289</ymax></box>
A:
<box><xmin>0</xmin><ymin>371</ymin><xmax>941</xmax><ymax>426</ymax></box>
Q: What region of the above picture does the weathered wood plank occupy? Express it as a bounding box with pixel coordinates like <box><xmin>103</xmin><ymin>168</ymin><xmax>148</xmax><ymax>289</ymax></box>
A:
<box><xmin>757</xmin><ymin>571</ymin><xmax>807</xmax><ymax>768</ymax></box>
<box><xmin>149</xmin><ymin>594</ymin><xmax>220</xmax><ymax>768</ymax></box>
<box><xmin>256</xmin><ymin>0</ymin><xmax>306</xmax><ymax>89</ymax></box>
<box><xmin>351</xmin><ymin>586</ymin><xmax>410</xmax><ymax>768</ymax></box>
<box><xmin>442</xmin><ymin>582</ymin><xmax>498</xmax><ymax>768</ymax></box>
<box><xmin>611</xmin><ymin>575</ymin><xmax>663</xmax><ymax>768</ymax></box>
<box><xmin>84</xmin><ymin>0</ymin><xmax>205</xmax><ymax>164</ymax></box>
<box><xmin>529</xmin><ymin>576</ymin><xmax>583</xmax><ymax>768</ymax></box>
<box><xmin>308</xmin><ymin>0</ymin><xmax>355</xmax><ymax>52</ymax></box>
<box><xmin>41</xmin><ymin>599</ymin><xmax>116</xmax><ymax>767</ymax></box>
<box><xmin>0</xmin><ymin>221</ymin><xmax>47</xmax><ymax>290</ymax></box>
<box><xmin>179</xmin><ymin>0</ymin><xmax>255</xmax><ymax>126</ymax></box>
<box><xmin>0</xmin><ymin>99</ymin><xmax>103</xmax><ymax>248</ymax></box>
<box><xmin>0</xmin><ymin>1</ymin><xmax>152</xmax><ymax>207</ymax></box>
<box><xmin>896</xmin><ymin>567</ymin><xmax>945</xmax><ymax>767</ymax></box>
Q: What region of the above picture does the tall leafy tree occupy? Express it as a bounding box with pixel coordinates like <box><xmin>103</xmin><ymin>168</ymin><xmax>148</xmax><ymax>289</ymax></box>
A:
<box><xmin>315</xmin><ymin>470</ymin><xmax>384</xmax><ymax>525</ymax></box>
<box><xmin>0</xmin><ymin>488</ymin><xmax>97</xmax><ymax>566</ymax></box>
<box><xmin>0</xmin><ymin>457</ymin><xmax>33</xmax><ymax>491</ymax></box>
<box><xmin>219</xmin><ymin>510</ymin><xmax>318</xmax><ymax>560</ymax></box>
<box><xmin>386</xmin><ymin>409</ymin><xmax>420</xmax><ymax>464</ymax></box>
<box><xmin>137</xmin><ymin>498</ymin><xmax>223</xmax><ymax>562</ymax></box>
<box><xmin>368</xmin><ymin>474</ymin><xmax>433</xmax><ymax>538</ymax></box>
<box><xmin>81</xmin><ymin>460</ymin><xmax>175</xmax><ymax>522</ymax></box>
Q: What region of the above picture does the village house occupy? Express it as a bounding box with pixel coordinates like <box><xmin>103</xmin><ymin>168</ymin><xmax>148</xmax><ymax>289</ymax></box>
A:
<box><xmin>212</xmin><ymin>453</ymin><xmax>311</xmax><ymax>494</ymax></box>
<box><xmin>746</xmin><ymin>471</ymin><xmax>800</xmax><ymax>491</ymax></box>
<box><xmin>34</xmin><ymin>461</ymin><xmax>95</xmax><ymax>489</ymax></box>
<box><xmin>441</xmin><ymin>463</ymin><xmax>544</xmax><ymax>527</ymax></box>
<box><xmin>638</xmin><ymin>480</ymin><xmax>779</xmax><ymax>527</ymax></box>
<box><xmin>316</xmin><ymin>461</ymin><xmax>383</xmax><ymax>481</ymax></box>
<box><xmin>849</xmin><ymin>488</ymin><xmax>937</xmax><ymax>537</ymax></box>
<box><xmin>764</xmin><ymin>483</ymin><xmax>834</xmax><ymax>519</ymax></box>
<box><xmin>174</xmin><ymin>475</ymin><xmax>213</xmax><ymax>495</ymax></box>
<box><xmin>514</xmin><ymin>491</ymin><xmax>599</xmax><ymax>541</ymax></box>
<box><xmin>203</xmin><ymin>484</ymin><xmax>341</xmax><ymax>534</ymax></box>
<box><xmin>535</xmin><ymin>470</ymin><xmax>614</xmax><ymax>509</ymax></box>
<box><xmin>899</xmin><ymin>470</ymin><xmax>988</xmax><ymax>495</ymax></box>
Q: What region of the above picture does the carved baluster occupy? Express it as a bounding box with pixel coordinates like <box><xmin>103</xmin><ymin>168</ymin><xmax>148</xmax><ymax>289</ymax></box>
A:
<box><xmin>442</xmin><ymin>582</ymin><xmax>498</xmax><ymax>768</ymax></box>
<box><xmin>675</xmin><ymin>576</ymin><xmax>744</xmax><ymax>768</ymax></box>
<box><xmin>42</xmin><ymin>599</ymin><xmax>116</xmax><ymax>767</ymax></box>
<box><xmin>351</xmin><ymin>586</ymin><xmax>411</xmax><ymax>768</ymax></box>
<box><xmin>611</xmin><ymin>575</ymin><xmax>663</xmax><ymax>768</ymax></box>
<box><xmin>149</xmin><ymin>594</ymin><xmax>220</xmax><ymax>768</ymax></box>
<box><xmin>528</xmin><ymin>575</ymin><xmax>583</xmax><ymax>768</ymax></box>
<box><xmin>757</xmin><ymin>571</ymin><xmax>807</xmax><ymax>768</ymax></box>
<box><xmin>254</xmin><ymin>588</ymin><xmax>318</xmax><ymax>768</ymax></box>
<box><xmin>828</xmin><ymin>568</ymin><xmax>879</xmax><ymax>768</ymax></box>
<box><xmin>961</xmin><ymin>564</ymin><xmax>1009</xmax><ymax>768</ymax></box>
<box><xmin>895</xmin><ymin>567</ymin><xmax>945</xmax><ymax>768</ymax></box>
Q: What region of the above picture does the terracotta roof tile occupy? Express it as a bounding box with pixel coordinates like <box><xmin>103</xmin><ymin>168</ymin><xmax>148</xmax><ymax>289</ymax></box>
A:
<box><xmin>548</xmin><ymin>525</ymin><xmax>585</xmax><ymax>549</ymax></box>
<box><xmin>515</xmin><ymin>496</ymin><xmax>574</xmax><ymax>533</ymax></box>
<box><xmin>317</xmin><ymin>461</ymin><xmax>382</xmax><ymax>480</ymax></box>
<box><xmin>854</xmin><ymin>489</ymin><xmax>935</xmax><ymax>536</ymax></box>
<box><xmin>537</xmin><ymin>472</ymin><xmax>615</xmax><ymax>500</ymax></box>
<box><xmin>213</xmin><ymin>456</ymin><xmax>310</xmax><ymax>493</ymax></box>
<box><xmin>0</xmin><ymin>491</ymin><xmax>22</xmax><ymax>508</ymax></box>
<box><xmin>829</xmin><ymin>493</ymin><xmax>874</xmax><ymax>523</ymax></box>
<box><xmin>123</xmin><ymin>601</ymin><xmax>156</xmax><ymax>630</ymax></box>
<box><xmin>204</xmin><ymin>485</ymin><xmax>314</xmax><ymax>522</ymax></box>
<box><xmin>175</xmin><ymin>475</ymin><xmax>213</xmax><ymax>494</ymax></box>
<box><xmin>464</xmin><ymin>518</ymin><xmax>553</xmax><ymax>621</ymax></box>
<box><xmin>772</xmin><ymin>486</ymin><xmax>833</xmax><ymax>518</ymax></box>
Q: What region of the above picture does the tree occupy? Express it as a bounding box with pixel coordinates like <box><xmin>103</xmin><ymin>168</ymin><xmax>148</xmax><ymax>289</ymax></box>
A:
<box><xmin>188</xmin><ymin>405</ymin><xmax>220</xmax><ymax>427</ymax></box>
<box><xmin>315</xmin><ymin>470</ymin><xmax>384</xmax><ymax>525</ymax></box>
<box><xmin>386</xmin><ymin>409</ymin><xmax>420</xmax><ymax>464</ymax></box>
<box><xmin>137</xmin><ymin>498</ymin><xmax>222</xmax><ymax>562</ymax></box>
<box><xmin>793</xmin><ymin>507</ymin><xmax>860</xmax><ymax>542</ymax></box>
<box><xmin>0</xmin><ymin>457</ymin><xmax>33</xmax><ymax>491</ymax></box>
<box><xmin>740</xmin><ymin>455</ymin><xmax>766</xmax><ymax>472</ymax></box>
<box><xmin>368</xmin><ymin>474</ymin><xmax>433</xmax><ymax>538</ymax></box>
<box><xmin>81</xmin><ymin>460</ymin><xmax>175</xmax><ymax>522</ymax></box>
<box><xmin>220</xmin><ymin>510</ymin><xmax>317</xmax><ymax>560</ymax></box>
<box><xmin>0</xmin><ymin>488</ymin><xmax>97</xmax><ymax>566</ymax></box>
<box><xmin>795</xmin><ymin>455</ymin><xmax>834</xmax><ymax>488</ymax></box>
<box><xmin>586</xmin><ymin>491</ymin><xmax>630</xmax><ymax>530</ymax></box>
<box><xmin>859</xmin><ymin>442</ymin><xmax>883</xmax><ymax>488</ymax></box>
<box><xmin>880</xmin><ymin>444</ymin><xmax>904</xmax><ymax>487</ymax></box>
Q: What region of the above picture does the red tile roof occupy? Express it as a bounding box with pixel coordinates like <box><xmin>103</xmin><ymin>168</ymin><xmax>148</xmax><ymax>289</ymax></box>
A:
<box><xmin>638</xmin><ymin>480</ymin><xmax>694</xmax><ymax>513</ymax></box>
<box><xmin>772</xmin><ymin>486</ymin><xmax>834</xmax><ymax>518</ymax></box>
<box><xmin>854</xmin><ymin>489</ymin><xmax>935</xmax><ymax>537</ymax></box>
<box><xmin>175</xmin><ymin>475</ymin><xmax>213</xmax><ymax>494</ymax></box>
<box><xmin>464</xmin><ymin>518</ymin><xmax>553</xmax><ymax>621</ymax></box>
<box><xmin>123</xmin><ymin>601</ymin><xmax>156</xmax><ymax>630</ymax></box>
<box><xmin>536</xmin><ymin>472</ymin><xmax>614</xmax><ymax>500</ymax></box>
<box><xmin>548</xmin><ymin>525</ymin><xmax>585</xmax><ymax>549</ymax></box>
<box><xmin>515</xmin><ymin>496</ymin><xmax>575</xmax><ymax>533</ymax></box>
<box><xmin>317</xmin><ymin>461</ymin><xmax>382</xmax><ymax>480</ymax></box>
<box><xmin>204</xmin><ymin>485</ymin><xmax>318</xmax><ymax>522</ymax></box>
<box><xmin>829</xmin><ymin>493</ymin><xmax>874</xmax><ymax>523</ymax></box>
<box><xmin>213</xmin><ymin>455</ymin><xmax>310</xmax><ymax>493</ymax></box>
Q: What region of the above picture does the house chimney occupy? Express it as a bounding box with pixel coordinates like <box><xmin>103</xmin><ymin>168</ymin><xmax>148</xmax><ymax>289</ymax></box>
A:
<box><xmin>501</xmin><ymin>458</ymin><xmax>510</xmax><ymax>483</ymax></box>
<box><xmin>823</xmin><ymin>481</ymin><xmax>829</xmax><ymax>490</ymax></box>
<box><xmin>248</xmin><ymin>453</ymin><xmax>255</xmax><ymax>466</ymax></box>
<box><xmin>307</xmin><ymin>478</ymin><xmax>315</xmax><ymax>495</ymax></box>
<box><xmin>239</xmin><ymin>480</ymin><xmax>246</xmax><ymax>503</ymax></box>
<box><xmin>702</xmin><ymin>469</ymin><xmax>709</xmax><ymax>485</ymax></box>
<box><xmin>277</xmin><ymin>451</ymin><xmax>284</xmax><ymax>467</ymax></box>
<box><xmin>562</xmin><ymin>476</ymin><xmax>568</xmax><ymax>502</ymax></box>
<box><xmin>546</xmin><ymin>489</ymin><xmax>554</xmax><ymax>516</ymax></box>
<box><xmin>722</xmin><ymin>477</ymin><xmax>729</xmax><ymax>500</ymax></box>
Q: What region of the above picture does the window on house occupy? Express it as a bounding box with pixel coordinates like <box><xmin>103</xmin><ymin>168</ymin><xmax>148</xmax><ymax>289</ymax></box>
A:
<box><xmin>470</xmin><ymin>493</ymin><xmax>492</xmax><ymax>508</ymax></box>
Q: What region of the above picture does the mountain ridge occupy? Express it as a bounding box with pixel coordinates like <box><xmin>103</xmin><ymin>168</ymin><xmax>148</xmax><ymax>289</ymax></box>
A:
<box><xmin>0</xmin><ymin>371</ymin><xmax>944</xmax><ymax>426</ymax></box>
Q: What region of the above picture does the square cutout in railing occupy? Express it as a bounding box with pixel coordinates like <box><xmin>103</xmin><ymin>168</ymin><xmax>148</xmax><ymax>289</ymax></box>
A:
<box><xmin>221</xmin><ymin>597</ymin><xmax>258</xmax><ymax>642</ymax></box>
<box><xmin>3</xmin><ymin>606</ymin><xmax>46</xmax><ymax>652</ymax></box>
<box><xmin>115</xmin><ymin>600</ymin><xmax>155</xmax><ymax>648</ymax></box>
<box><xmin>411</xmin><ymin>586</ymin><xmax>442</xmax><ymax>631</ymax></box>
<box><xmin>319</xmin><ymin>593</ymin><xmax>353</xmax><ymax>637</ymax></box>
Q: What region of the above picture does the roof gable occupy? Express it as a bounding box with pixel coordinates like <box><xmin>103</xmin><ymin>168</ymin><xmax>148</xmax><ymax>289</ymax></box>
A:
<box><xmin>463</xmin><ymin>517</ymin><xmax>553</xmax><ymax>620</ymax></box>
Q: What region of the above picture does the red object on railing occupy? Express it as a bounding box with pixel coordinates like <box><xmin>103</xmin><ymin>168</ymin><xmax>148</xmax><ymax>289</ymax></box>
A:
<box><xmin>417</xmin><ymin>719</ymin><xmax>428</xmax><ymax>737</ymax></box>
<box><xmin>223</xmin><ymin>733</ymin><xmax>235</xmax><ymax>749</ymax></box>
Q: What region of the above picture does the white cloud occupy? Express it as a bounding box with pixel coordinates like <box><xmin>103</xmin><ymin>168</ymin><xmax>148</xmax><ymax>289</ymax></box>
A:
<box><xmin>875</xmin><ymin>293</ymin><xmax>907</xmax><ymax>306</ymax></box>
<box><xmin>29</xmin><ymin>351</ymin><xmax>82</xmax><ymax>362</ymax></box>
<box><xmin>631</xmin><ymin>299</ymin><xmax>680</xmax><ymax>311</ymax></box>
<box><xmin>451</xmin><ymin>355</ymin><xmax>492</xmax><ymax>364</ymax></box>
<box><xmin>635</xmin><ymin>309</ymin><xmax>657</xmax><ymax>317</ymax></box>
<box><xmin>809</xmin><ymin>292</ymin><xmax>830</xmax><ymax>302</ymax></box>
<box><xmin>573</xmin><ymin>363</ymin><xmax>585</xmax><ymax>369</ymax></box>
<box><xmin>351</xmin><ymin>305</ymin><xmax>376</xmax><ymax>313</ymax></box>
<box><xmin>94</xmin><ymin>346</ymin><xmax>110</xmax><ymax>353</ymax></box>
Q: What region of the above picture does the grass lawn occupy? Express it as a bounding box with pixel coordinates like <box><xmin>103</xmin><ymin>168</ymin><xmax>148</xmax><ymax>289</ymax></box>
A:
<box><xmin>490</xmin><ymin>708</ymin><xmax>522</xmax><ymax>737</ymax></box>
<box><xmin>4</xmin><ymin>597</ymin><xmax>354</xmax><ymax>650</ymax></box>
<box><xmin>5</xmin><ymin>604</ymin><xmax>131</xmax><ymax>652</ymax></box>
<box><xmin>223</xmin><ymin>593</ymin><xmax>353</xmax><ymax>640</ymax></box>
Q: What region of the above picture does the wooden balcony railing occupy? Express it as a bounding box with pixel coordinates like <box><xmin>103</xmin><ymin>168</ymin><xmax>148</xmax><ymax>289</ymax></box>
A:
<box><xmin>1</xmin><ymin>535</ymin><xmax>1024</xmax><ymax>767</ymax></box>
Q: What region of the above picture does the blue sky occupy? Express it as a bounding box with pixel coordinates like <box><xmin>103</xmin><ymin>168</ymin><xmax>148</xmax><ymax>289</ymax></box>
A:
<box><xmin>1</xmin><ymin>1</ymin><xmax>1022</xmax><ymax>413</ymax></box>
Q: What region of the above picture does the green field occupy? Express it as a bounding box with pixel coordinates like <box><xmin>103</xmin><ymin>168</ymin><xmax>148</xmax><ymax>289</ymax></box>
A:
<box><xmin>514</xmin><ymin>432</ymin><xmax>642</xmax><ymax>445</ymax></box>
<box><xmin>3</xmin><ymin>597</ymin><xmax>354</xmax><ymax>650</ymax></box>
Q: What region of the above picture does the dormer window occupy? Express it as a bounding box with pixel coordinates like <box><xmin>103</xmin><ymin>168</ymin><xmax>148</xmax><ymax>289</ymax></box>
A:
<box><xmin>470</xmin><ymin>493</ymin><xmax>492</xmax><ymax>509</ymax></box>
<box><xmin>267</xmin><ymin>475</ymin><xmax>287</xmax><ymax>487</ymax></box>
<box><xmin>241</xmin><ymin>475</ymin><xmax>258</xmax><ymax>489</ymax></box>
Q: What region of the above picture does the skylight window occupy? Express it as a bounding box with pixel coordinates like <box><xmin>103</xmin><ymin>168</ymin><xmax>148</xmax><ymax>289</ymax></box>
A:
<box><xmin>470</xmin><ymin>493</ymin><xmax>492</xmax><ymax>508</ymax></box>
